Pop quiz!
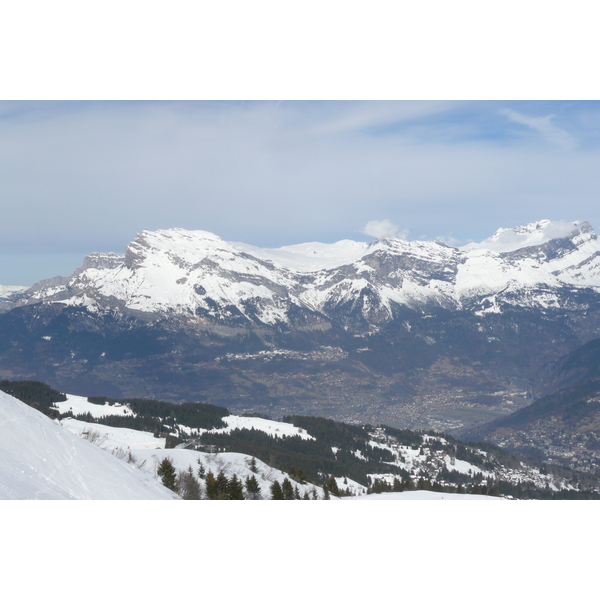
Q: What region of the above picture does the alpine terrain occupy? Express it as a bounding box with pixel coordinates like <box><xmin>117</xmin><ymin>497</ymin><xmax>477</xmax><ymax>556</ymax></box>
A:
<box><xmin>3</xmin><ymin>219</ymin><xmax>600</xmax><ymax>435</ymax></box>
<box><xmin>3</xmin><ymin>381</ymin><xmax>597</xmax><ymax>500</ymax></box>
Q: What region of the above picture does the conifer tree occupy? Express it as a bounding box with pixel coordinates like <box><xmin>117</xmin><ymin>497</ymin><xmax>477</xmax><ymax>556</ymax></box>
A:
<box><xmin>249</xmin><ymin>457</ymin><xmax>258</xmax><ymax>474</ymax></box>
<box><xmin>270</xmin><ymin>480</ymin><xmax>284</xmax><ymax>500</ymax></box>
<box><xmin>157</xmin><ymin>457</ymin><xmax>177</xmax><ymax>492</ymax></box>
<box><xmin>216</xmin><ymin>470</ymin><xmax>229</xmax><ymax>500</ymax></box>
<box><xmin>205</xmin><ymin>470</ymin><xmax>219</xmax><ymax>500</ymax></box>
<box><xmin>227</xmin><ymin>474</ymin><xmax>245</xmax><ymax>500</ymax></box>
<box><xmin>327</xmin><ymin>475</ymin><xmax>340</xmax><ymax>497</ymax></box>
<box><xmin>282</xmin><ymin>477</ymin><xmax>295</xmax><ymax>500</ymax></box>
<box><xmin>245</xmin><ymin>475</ymin><xmax>261</xmax><ymax>500</ymax></box>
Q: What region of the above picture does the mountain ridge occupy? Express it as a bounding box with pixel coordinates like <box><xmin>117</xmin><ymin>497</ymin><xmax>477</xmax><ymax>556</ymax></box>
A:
<box><xmin>3</xmin><ymin>219</ymin><xmax>600</xmax><ymax>432</ymax></box>
<box><xmin>5</xmin><ymin>219</ymin><xmax>600</xmax><ymax>327</ymax></box>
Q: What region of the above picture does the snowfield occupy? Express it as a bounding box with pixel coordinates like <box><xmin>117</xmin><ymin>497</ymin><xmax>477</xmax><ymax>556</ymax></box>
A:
<box><xmin>0</xmin><ymin>391</ymin><xmax>177</xmax><ymax>500</ymax></box>
<box><xmin>206</xmin><ymin>414</ymin><xmax>315</xmax><ymax>440</ymax></box>
<box><xmin>0</xmin><ymin>284</ymin><xmax>28</xmax><ymax>300</ymax></box>
<box><xmin>60</xmin><ymin>417</ymin><xmax>166</xmax><ymax>450</ymax></box>
<box><xmin>54</xmin><ymin>393</ymin><xmax>136</xmax><ymax>418</ymax></box>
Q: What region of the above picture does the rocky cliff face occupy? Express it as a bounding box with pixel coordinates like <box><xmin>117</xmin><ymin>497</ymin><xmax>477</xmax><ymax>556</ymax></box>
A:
<box><xmin>7</xmin><ymin>219</ymin><xmax>600</xmax><ymax>327</ymax></box>
<box><xmin>3</xmin><ymin>219</ymin><xmax>600</xmax><ymax>430</ymax></box>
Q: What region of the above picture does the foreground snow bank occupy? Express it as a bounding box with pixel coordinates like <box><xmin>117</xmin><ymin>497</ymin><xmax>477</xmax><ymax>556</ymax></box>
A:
<box><xmin>0</xmin><ymin>391</ymin><xmax>177</xmax><ymax>500</ymax></box>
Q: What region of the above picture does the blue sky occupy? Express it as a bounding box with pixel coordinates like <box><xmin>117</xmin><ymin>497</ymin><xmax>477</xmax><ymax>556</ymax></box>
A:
<box><xmin>2</xmin><ymin>100</ymin><xmax>600</xmax><ymax>285</ymax></box>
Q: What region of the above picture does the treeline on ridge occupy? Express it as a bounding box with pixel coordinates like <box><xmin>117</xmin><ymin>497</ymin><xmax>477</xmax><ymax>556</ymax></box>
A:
<box><xmin>0</xmin><ymin>380</ymin><xmax>67</xmax><ymax>417</ymax></box>
<box><xmin>0</xmin><ymin>380</ymin><xmax>228</xmax><ymax>432</ymax></box>
<box><xmin>88</xmin><ymin>396</ymin><xmax>229</xmax><ymax>430</ymax></box>
<box><xmin>199</xmin><ymin>425</ymin><xmax>399</xmax><ymax>487</ymax></box>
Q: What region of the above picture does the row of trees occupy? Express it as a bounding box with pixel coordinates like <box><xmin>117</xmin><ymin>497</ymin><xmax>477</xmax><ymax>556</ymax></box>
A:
<box><xmin>0</xmin><ymin>380</ymin><xmax>67</xmax><ymax>417</ymax></box>
<box><xmin>157</xmin><ymin>457</ymin><xmax>334</xmax><ymax>500</ymax></box>
<box><xmin>270</xmin><ymin>478</ymin><xmax>320</xmax><ymax>500</ymax></box>
<box><xmin>157</xmin><ymin>456</ymin><xmax>264</xmax><ymax>500</ymax></box>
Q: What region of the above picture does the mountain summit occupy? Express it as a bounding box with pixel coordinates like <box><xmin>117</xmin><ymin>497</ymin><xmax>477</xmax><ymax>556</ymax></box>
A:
<box><xmin>3</xmin><ymin>219</ymin><xmax>600</xmax><ymax>430</ymax></box>
<box><xmin>8</xmin><ymin>219</ymin><xmax>600</xmax><ymax>327</ymax></box>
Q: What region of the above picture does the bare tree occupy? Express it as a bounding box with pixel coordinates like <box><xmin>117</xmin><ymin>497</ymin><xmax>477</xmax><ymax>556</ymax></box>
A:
<box><xmin>177</xmin><ymin>466</ymin><xmax>202</xmax><ymax>500</ymax></box>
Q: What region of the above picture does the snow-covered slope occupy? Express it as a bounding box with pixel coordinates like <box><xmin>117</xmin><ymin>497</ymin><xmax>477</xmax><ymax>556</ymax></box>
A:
<box><xmin>0</xmin><ymin>284</ymin><xmax>28</xmax><ymax>300</ymax></box>
<box><xmin>54</xmin><ymin>393</ymin><xmax>136</xmax><ymax>418</ymax></box>
<box><xmin>58</xmin><ymin>416</ymin><xmax>326</xmax><ymax>500</ymax></box>
<box><xmin>0</xmin><ymin>390</ymin><xmax>177</xmax><ymax>500</ymax></box>
<box><xmin>12</xmin><ymin>219</ymin><xmax>600</xmax><ymax>328</ymax></box>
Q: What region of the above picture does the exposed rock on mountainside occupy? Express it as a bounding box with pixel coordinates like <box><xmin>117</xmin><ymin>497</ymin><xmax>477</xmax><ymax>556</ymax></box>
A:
<box><xmin>3</xmin><ymin>219</ymin><xmax>600</xmax><ymax>430</ymax></box>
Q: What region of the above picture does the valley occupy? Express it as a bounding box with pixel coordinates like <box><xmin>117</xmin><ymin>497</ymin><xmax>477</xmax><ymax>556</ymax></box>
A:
<box><xmin>3</xmin><ymin>219</ymin><xmax>600</xmax><ymax>476</ymax></box>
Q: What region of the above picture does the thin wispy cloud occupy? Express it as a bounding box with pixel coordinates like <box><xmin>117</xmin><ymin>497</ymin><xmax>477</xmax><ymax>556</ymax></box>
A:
<box><xmin>500</xmin><ymin>108</ymin><xmax>577</xmax><ymax>151</ymax></box>
<box><xmin>306</xmin><ymin>101</ymin><xmax>456</xmax><ymax>136</ymax></box>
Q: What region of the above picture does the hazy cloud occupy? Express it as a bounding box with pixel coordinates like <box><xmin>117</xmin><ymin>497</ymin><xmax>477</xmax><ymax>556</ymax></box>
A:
<box><xmin>500</xmin><ymin>108</ymin><xmax>577</xmax><ymax>150</ymax></box>
<box><xmin>1</xmin><ymin>101</ymin><xmax>600</xmax><ymax>285</ymax></box>
<box><xmin>363</xmin><ymin>220</ymin><xmax>407</xmax><ymax>240</ymax></box>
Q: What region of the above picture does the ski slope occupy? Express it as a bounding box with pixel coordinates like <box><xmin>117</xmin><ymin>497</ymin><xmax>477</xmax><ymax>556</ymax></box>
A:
<box><xmin>0</xmin><ymin>390</ymin><xmax>177</xmax><ymax>500</ymax></box>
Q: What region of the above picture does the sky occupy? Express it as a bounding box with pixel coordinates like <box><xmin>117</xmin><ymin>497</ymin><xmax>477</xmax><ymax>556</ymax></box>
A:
<box><xmin>2</xmin><ymin>2</ymin><xmax>600</xmax><ymax>286</ymax></box>
<box><xmin>2</xmin><ymin>100</ymin><xmax>600</xmax><ymax>285</ymax></box>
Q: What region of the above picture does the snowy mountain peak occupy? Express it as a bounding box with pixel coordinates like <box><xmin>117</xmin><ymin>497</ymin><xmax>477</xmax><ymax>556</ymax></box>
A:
<box><xmin>8</xmin><ymin>219</ymin><xmax>600</xmax><ymax>329</ymax></box>
<box><xmin>462</xmin><ymin>219</ymin><xmax>594</xmax><ymax>253</ymax></box>
<box><xmin>0</xmin><ymin>285</ymin><xmax>28</xmax><ymax>300</ymax></box>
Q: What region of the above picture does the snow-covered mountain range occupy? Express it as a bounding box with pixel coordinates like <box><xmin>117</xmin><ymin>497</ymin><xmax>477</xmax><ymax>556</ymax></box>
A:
<box><xmin>4</xmin><ymin>219</ymin><xmax>600</xmax><ymax>431</ymax></box>
<box><xmin>7</xmin><ymin>219</ymin><xmax>600</xmax><ymax>326</ymax></box>
<box><xmin>0</xmin><ymin>285</ymin><xmax>27</xmax><ymax>301</ymax></box>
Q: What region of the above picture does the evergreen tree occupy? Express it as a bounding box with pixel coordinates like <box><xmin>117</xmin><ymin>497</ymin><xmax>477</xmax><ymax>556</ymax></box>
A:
<box><xmin>216</xmin><ymin>470</ymin><xmax>229</xmax><ymax>500</ymax></box>
<box><xmin>282</xmin><ymin>477</ymin><xmax>295</xmax><ymax>500</ymax></box>
<box><xmin>270</xmin><ymin>480</ymin><xmax>284</xmax><ymax>500</ymax></box>
<box><xmin>205</xmin><ymin>470</ymin><xmax>219</xmax><ymax>500</ymax></box>
<box><xmin>303</xmin><ymin>490</ymin><xmax>310</xmax><ymax>500</ymax></box>
<box><xmin>326</xmin><ymin>475</ymin><xmax>341</xmax><ymax>497</ymax></box>
<box><xmin>322</xmin><ymin>484</ymin><xmax>330</xmax><ymax>500</ymax></box>
<box><xmin>245</xmin><ymin>475</ymin><xmax>261</xmax><ymax>500</ymax></box>
<box><xmin>197</xmin><ymin>459</ymin><xmax>206</xmax><ymax>479</ymax></box>
<box><xmin>157</xmin><ymin>457</ymin><xmax>177</xmax><ymax>492</ymax></box>
<box><xmin>249</xmin><ymin>457</ymin><xmax>258</xmax><ymax>473</ymax></box>
<box><xmin>227</xmin><ymin>474</ymin><xmax>245</xmax><ymax>500</ymax></box>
